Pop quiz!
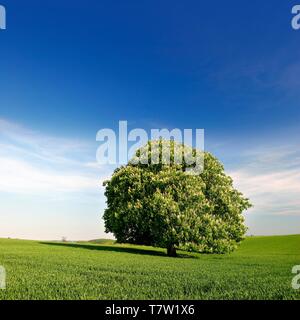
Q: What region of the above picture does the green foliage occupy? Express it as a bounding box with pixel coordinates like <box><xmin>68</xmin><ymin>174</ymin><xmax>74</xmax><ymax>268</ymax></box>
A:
<box><xmin>0</xmin><ymin>235</ymin><xmax>299</xmax><ymax>300</ymax></box>
<box><xmin>103</xmin><ymin>140</ymin><xmax>252</xmax><ymax>254</ymax></box>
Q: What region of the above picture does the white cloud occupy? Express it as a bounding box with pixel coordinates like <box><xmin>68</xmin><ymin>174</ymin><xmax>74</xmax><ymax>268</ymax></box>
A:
<box><xmin>228</xmin><ymin>145</ymin><xmax>300</xmax><ymax>217</ymax></box>
<box><xmin>0</xmin><ymin>157</ymin><xmax>100</xmax><ymax>194</ymax></box>
<box><xmin>0</xmin><ymin>118</ymin><xmax>91</xmax><ymax>165</ymax></box>
<box><xmin>0</xmin><ymin>118</ymin><xmax>116</xmax><ymax>240</ymax></box>
<box><xmin>0</xmin><ymin>118</ymin><xmax>110</xmax><ymax>195</ymax></box>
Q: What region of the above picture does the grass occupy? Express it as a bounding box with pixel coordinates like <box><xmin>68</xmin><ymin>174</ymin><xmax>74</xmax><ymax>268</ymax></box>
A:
<box><xmin>88</xmin><ymin>238</ymin><xmax>116</xmax><ymax>245</ymax></box>
<box><xmin>0</xmin><ymin>235</ymin><xmax>299</xmax><ymax>300</ymax></box>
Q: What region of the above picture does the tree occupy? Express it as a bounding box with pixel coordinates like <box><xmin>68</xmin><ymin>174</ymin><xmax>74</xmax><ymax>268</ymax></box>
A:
<box><xmin>103</xmin><ymin>140</ymin><xmax>252</xmax><ymax>257</ymax></box>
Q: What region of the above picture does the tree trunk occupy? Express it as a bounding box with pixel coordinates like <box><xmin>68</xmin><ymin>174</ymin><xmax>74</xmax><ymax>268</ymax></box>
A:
<box><xmin>167</xmin><ymin>244</ymin><xmax>177</xmax><ymax>257</ymax></box>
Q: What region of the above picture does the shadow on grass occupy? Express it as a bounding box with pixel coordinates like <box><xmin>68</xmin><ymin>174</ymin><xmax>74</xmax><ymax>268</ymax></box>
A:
<box><xmin>40</xmin><ymin>242</ymin><xmax>196</xmax><ymax>259</ymax></box>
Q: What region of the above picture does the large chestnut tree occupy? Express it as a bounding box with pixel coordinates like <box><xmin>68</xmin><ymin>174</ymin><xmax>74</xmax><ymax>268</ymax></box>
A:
<box><xmin>103</xmin><ymin>140</ymin><xmax>251</xmax><ymax>256</ymax></box>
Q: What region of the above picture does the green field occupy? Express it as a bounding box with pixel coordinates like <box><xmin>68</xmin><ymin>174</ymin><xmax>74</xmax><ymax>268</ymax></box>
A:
<box><xmin>0</xmin><ymin>235</ymin><xmax>299</xmax><ymax>300</ymax></box>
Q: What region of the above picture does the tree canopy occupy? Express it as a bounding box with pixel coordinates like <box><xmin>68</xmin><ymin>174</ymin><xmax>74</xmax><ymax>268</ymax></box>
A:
<box><xmin>103</xmin><ymin>140</ymin><xmax>252</xmax><ymax>256</ymax></box>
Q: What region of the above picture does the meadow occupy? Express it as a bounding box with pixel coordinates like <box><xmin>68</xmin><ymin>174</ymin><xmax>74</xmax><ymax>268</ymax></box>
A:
<box><xmin>0</xmin><ymin>235</ymin><xmax>299</xmax><ymax>300</ymax></box>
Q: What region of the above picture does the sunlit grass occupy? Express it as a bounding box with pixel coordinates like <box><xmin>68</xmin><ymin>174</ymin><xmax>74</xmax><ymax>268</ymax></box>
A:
<box><xmin>0</xmin><ymin>235</ymin><xmax>299</xmax><ymax>300</ymax></box>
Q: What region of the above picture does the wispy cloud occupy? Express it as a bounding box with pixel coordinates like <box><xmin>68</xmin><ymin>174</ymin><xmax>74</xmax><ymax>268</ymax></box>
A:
<box><xmin>210</xmin><ymin>46</ymin><xmax>300</xmax><ymax>107</ymax></box>
<box><xmin>0</xmin><ymin>118</ymin><xmax>110</xmax><ymax>195</ymax></box>
<box><xmin>228</xmin><ymin>145</ymin><xmax>300</xmax><ymax>217</ymax></box>
<box><xmin>0</xmin><ymin>157</ymin><xmax>100</xmax><ymax>194</ymax></box>
<box><xmin>0</xmin><ymin>118</ymin><xmax>91</xmax><ymax>165</ymax></box>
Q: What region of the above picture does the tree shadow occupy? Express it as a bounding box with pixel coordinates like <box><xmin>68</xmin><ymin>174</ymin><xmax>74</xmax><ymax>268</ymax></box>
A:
<box><xmin>40</xmin><ymin>242</ymin><xmax>196</xmax><ymax>259</ymax></box>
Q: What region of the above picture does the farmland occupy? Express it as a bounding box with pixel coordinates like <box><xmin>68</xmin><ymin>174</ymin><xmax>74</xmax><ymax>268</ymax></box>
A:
<box><xmin>0</xmin><ymin>235</ymin><xmax>299</xmax><ymax>300</ymax></box>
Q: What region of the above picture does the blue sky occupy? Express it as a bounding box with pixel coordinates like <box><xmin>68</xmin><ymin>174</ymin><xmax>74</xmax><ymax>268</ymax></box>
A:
<box><xmin>0</xmin><ymin>0</ymin><xmax>300</xmax><ymax>239</ymax></box>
